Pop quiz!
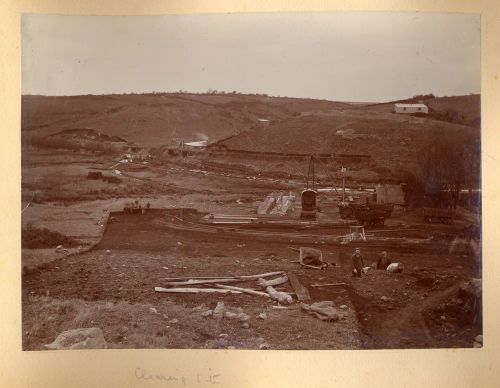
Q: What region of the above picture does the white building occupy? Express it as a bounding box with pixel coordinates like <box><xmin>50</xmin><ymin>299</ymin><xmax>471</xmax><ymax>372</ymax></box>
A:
<box><xmin>182</xmin><ymin>140</ymin><xmax>208</xmax><ymax>149</ymax></box>
<box><xmin>393</xmin><ymin>103</ymin><xmax>428</xmax><ymax>114</ymax></box>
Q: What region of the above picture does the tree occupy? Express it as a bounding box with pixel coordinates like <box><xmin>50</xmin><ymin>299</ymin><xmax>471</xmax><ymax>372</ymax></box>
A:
<box><xmin>418</xmin><ymin>130</ymin><xmax>480</xmax><ymax>208</ymax></box>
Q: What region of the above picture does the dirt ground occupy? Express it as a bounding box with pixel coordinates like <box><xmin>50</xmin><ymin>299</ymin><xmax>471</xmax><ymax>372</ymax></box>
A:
<box><xmin>22</xmin><ymin>202</ymin><xmax>481</xmax><ymax>350</ymax></box>
<box><xmin>21</xmin><ymin>130</ymin><xmax>482</xmax><ymax>350</ymax></box>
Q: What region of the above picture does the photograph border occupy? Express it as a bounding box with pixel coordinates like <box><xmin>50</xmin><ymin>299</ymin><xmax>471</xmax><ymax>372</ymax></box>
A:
<box><xmin>2</xmin><ymin>1</ymin><xmax>500</xmax><ymax>387</ymax></box>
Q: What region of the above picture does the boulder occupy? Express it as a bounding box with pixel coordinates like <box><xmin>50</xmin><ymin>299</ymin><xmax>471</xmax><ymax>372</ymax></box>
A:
<box><xmin>301</xmin><ymin>301</ymin><xmax>340</xmax><ymax>322</ymax></box>
<box><xmin>213</xmin><ymin>301</ymin><xmax>226</xmax><ymax>320</ymax></box>
<box><xmin>299</xmin><ymin>247</ymin><xmax>323</xmax><ymax>266</ymax></box>
<box><xmin>45</xmin><ymin>328</ymin><xmax>107</xmax><ymax>350</ymax></box>
<box><xmin>387</xmin><ymin>263</ymin><xmax>404</xmax><ymax>273</ymax></box>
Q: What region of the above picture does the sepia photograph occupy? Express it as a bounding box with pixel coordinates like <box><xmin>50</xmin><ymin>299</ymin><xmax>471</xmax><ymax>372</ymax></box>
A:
<box><xmin>21</xmin><ymin>12</ymin><xmax>481</xmax><ymax>351</ymax></box>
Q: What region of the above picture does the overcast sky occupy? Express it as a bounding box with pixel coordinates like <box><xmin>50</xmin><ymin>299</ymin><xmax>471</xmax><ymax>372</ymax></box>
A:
<box><xmin>21</xmin><ymin>12</ymin><xmax>480</xmax><ymax>102</ymax></box>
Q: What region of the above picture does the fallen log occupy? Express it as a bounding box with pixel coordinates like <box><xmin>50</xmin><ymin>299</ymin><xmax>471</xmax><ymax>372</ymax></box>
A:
<box><xmin>266</xmin><ymin>286</ymin><xmax>293</xmax><ymax>304</ymax></box>
<box><xmin>257</xmin><ymin>275</ymin><xmax>289</xmax><ymax>288</ymax></box>
<box><xmin>164</xmin><ymin>278</ymin><xmax>243</xmax><ymax>287</ymax></box>
<box><xmin>235</xmin><ymin>271</ymin><xmax>284</xmax><ymax>280</ymax></box>
<box><xmin>300</xmin><ymin>263</ymin><xmax>327</xmax><ymax>270</ymax></box>
<box><xmin>163</xmin><ymin>271</ymin><xmax>284</xmax><ymax>282</ymax></box>
<box><xmin>215</xmin><ymin>284</ymin><xmax>270</xmax><ymax>297</ymax></box>
<box><xmin>155</xmin><ymin>287</ymin><xmax>242</xmax><ymax>294</ymax></box>
<box><xmin>310</xmin><ymin>283</ymin><xmax>348</xmax><ymax>287</ymax></box>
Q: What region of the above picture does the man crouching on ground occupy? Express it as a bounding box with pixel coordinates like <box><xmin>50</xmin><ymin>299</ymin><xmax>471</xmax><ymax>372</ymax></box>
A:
<box><xmin>351</xmin><ymin>248</ymin><xmax>365</xmax><ymax>278</ymax></box>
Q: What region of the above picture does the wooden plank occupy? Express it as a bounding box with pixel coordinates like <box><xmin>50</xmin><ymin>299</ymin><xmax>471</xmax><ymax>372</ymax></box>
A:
<box><xmin>164</xmin><ymin>278</ymin><xmax>243</xmax><ymax>286</ymax></box>
<box><xmin>236</xmin><ymin>271</ymin><xmax>284</xmax><ymax>280</ymax></box>
<box><xmin>155</xmin><ymin>287</ymin><xmax>242</xmax><ymax>294</ymax></box>
<box><xmin>215</xmin><ymin>284</ymin><xmax>270</xmax><ymax>297</ymax></box>
<box><xmin>287</xmin><ymin>273</ymin><xmax>310</xmax><ymax>301</ymax></box>
<box><xmin>257</xmin><ymin>275</ymin><xmax>289</xmax><ymax>288</ymax></box>
<box><xmin>163</xmin><ymin>271</ymin><xmax>283</xmax><ymax>282</ymax></box>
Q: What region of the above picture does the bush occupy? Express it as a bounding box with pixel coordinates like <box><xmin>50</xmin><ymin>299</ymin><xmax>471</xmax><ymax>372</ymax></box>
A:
<box><xmin>22</xmin><ymin>224</ymin><xmax>76</xmax><ymax>249</ymax></box>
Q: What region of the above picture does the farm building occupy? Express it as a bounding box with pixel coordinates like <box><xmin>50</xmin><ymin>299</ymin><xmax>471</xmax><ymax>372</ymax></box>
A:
<box><xmin>393</xmin><ymin>103</ymin><xmax>428</xmax><ymax>114</ymax></box>
<box><xmin>182</xmin><ymin>140</ymin><xmax>208</xmax><ymax>149</ymax></box>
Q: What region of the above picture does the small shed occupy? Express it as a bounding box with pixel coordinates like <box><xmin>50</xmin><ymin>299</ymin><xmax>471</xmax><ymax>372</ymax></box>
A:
<box><xmin>393</xmin><ymin>103</ymin><xmax>428</xmax><ymax>114</ymax></box>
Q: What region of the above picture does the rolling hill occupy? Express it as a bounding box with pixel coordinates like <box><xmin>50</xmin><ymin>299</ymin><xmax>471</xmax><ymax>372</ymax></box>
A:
<box><xmin>22</xmin><ymin>92</ymin><xmax>480</xmax><ymax>181</ymax></box>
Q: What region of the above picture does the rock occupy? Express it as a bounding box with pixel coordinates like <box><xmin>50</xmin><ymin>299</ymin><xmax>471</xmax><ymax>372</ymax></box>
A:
<box><xmin>177</xmin><ymin>241</ymin><xmax>183</xmax><ymax>246</ymax></box>
<box><xmin>440</xmin><ymin>315</ymin><xmax>446</xmax><ymax>321</ymax></box>
<box><xmin>219</xmin><ymin>333</ymin><xmax>229</xmax><ymax>338</ymax></box>
<box><xmin>224</xmin><ymin>311</ymin><xmax>239</xmax><ymax>320</ymax></box>
<box><xmin>473</xmin><ymin>342</ymin><xmax>482</xmax><ymax>348</ymax></box>
<box><xmin>227</xmin><ymin>346</ymin><xmax>236</xmax><ymax>350</ymax></box>
<box><xmin>301</xmin><ymin>301</ymin><xmax>340</xmax><ymax>322</ymax></box>
<box><xmin>45</xmin><ymin>328</ymin><xmax>107</xmax><ymax>350</ymax></box>
<box><xmin>456</xmin><ymin>265</ymin><xmax>463</xmax><ymax>269</ymax></box>
<box><xmin>257</xmin><ymin>312</ymin><xmax>267</xmax><ymax>320</ymax></box>
<box><xmin>149</xmin><ymin>307</ymin><xmax>158</xmax><ymax>314</ymax></box>
<box><xmin>241</xmin><ymin>322</ymin><xmax>250</xmax><ymax>329</ymax></box>
<box><xmin>105</xmin><ymin>250</ymin><xmax>111</xmax><ymax>255</ymax></box>
<box><xmin>459</xmin><ymin>278</ymin><xmax>482</xmax><ymax>299</ymax></box>
<box><xmin>259</xmin><ymin>343</ymin><xmax>269</xmax><ymax>350</ymax></box>
<box><xmin>168</xmin><ymin>318</ymin><xmax>179</xmax><ymax>324</ymax></box>
<box><xmin>380</xmin><ymin>296</ymin><xmax>389</xmax><ymax>302</ymax></box>
<box><xmin>299</xmin><ymin>247</ymin><xmax>323</xmax><ymax>266</ymax></box>
<box><xmin>237</xmin><ymin>312</ymin><xmax>250</xmax><ymax>322</ymax></box>
<box><xmin>213</xmin><ymin>301</ymin><xmax>225</xmax><ymax>320</ymax></box>
<box><xmin>340</xmin><ymin>305</ymin><xmax>348</xmax><ymax>309</ymax></box>
<box><xmin>475</xmin><ymin>334</ymin><xmax>483</xmax><ymax>344</ymax></box>
<box><xmin>387</xmin><ymin>263</ymin><xmax>404</xmax><ymax>273</ymax></box>
<box><xmin>201</xmin><ymin>310</ymin><xmax>213</xmax><ymax>318</ymax></box>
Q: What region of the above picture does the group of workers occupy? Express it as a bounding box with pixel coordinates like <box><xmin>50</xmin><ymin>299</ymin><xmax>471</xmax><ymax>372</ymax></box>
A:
<box><xmin>123</xmin><ymin>200</ymin><xmax>151</xmax><ymax>214</ymax></box>
<box><xmin>351</xmin><ymin>248</ymin><xmax>393</xmax><ymax>277</ymax></box>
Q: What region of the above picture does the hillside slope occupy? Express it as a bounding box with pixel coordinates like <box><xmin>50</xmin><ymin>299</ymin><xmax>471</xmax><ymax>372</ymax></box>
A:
<box><xmin>22</xmin><ymin>93</ymin><xmax>351</xmax><ymax>147</ymax></box>
<box><xmin>22</xmin><ymin>93</ymin><xmax>480</xmax><ymax>180</ymax></box>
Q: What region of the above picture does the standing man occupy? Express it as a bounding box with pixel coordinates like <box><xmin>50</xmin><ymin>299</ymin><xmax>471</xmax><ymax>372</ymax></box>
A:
<box><xmin>377</xmin><ymin>251</ymin><xmax>392</xmax><ymax>270</ymax></box>
<box><xmin>351</xmin><ymin>248</ymin><xmax>365</xmax><ymax>278</ymax></box>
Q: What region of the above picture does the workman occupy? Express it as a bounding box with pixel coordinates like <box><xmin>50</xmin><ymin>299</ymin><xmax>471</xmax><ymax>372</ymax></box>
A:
<box><xmin>377</xmin><ymin>251</ymin><xmax>392</xmax><ymax>270</ymax></box>
<box><xmin>351</xmin><ymin>248</ymin><xmax>365</xmax><ymax>278</ymax></box>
